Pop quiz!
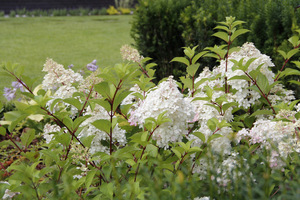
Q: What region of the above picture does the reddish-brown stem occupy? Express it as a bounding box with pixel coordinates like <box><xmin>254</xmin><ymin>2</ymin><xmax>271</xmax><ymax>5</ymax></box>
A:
<box><xmin>138</xmin><ymin>63</ymin><xmax>150</xmax><ymax>78</ymax></box>
<box><xmin>5</xmin><ymin>131</ymin><xmax>23</xmax><ymax>152</ymax></box>
<box><xmin>244</xmin><ymin>72</ymin><xmax>276</xmax><ymax>115</ymax></box>
<box><xmin>78</xmin><ymin>83</ymin><xmax>94</xmax><ymax>118</ymax></box>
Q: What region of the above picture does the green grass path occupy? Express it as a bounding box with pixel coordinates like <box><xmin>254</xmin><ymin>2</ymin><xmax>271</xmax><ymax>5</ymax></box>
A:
<box><xmin>0</xmin><ymin>15</ymin><xmax>133</xmax><ymax>101</ymax></box>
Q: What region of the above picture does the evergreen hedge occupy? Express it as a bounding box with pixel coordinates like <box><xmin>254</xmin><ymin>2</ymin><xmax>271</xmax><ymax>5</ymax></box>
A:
<box><xmin>131</xmin><ymin>0</ymin><xmax>300</xmax><ymax>93</ymax></box>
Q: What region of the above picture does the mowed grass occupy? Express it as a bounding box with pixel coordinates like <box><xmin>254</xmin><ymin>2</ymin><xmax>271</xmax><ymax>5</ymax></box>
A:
<box><xmin>0</xmin><ymin>15</ymin><xmax>133</xmax><ymax>102</ymax></box>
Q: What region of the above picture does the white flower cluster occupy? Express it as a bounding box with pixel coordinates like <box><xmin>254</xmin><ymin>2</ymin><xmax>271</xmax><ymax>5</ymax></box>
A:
<box><xmin>193</xmin><ymin>153</ymin><xmax>251</xmax><ymax>188</ymax></box>
<box><xmin>237</xmin><ymin>111</ymin><xmax>300</xmax><ymax>169</ymax></box>
<box><xmin>194</xmin><ymin>43</ymin><xmax>294</xmax><ymax>110</ymax></box>
<box><xmin>42</xmin><ymin>58</ymin><xmax>83</xmax><ymax>90</ymax></box>
<box><xmin>194</xmin><ymin>197</ymin><xmax>210</xmax><ymax>200</ymax></box>
<box><xmin>42</xmin><ymin>59</ymin><xmax>85</xmax><ymax>117</ymax></box>
<box><xmin>79</xmin><ymin>104</ymin><xmax>127</xmax><ymax>154</ymax></box>
<box><xmin>129</xmin><ymin>76</ymin><xmax>195</xmax><ymax>148</ymax></box>
<box><xmin>43</xmin><ymin>123</ymin><xmax>61</xmax><ymax>144</ymax></box>
<box><xmin>120</xmin><ymin>44</ymin><xmax>144</xmax><ymax>63</ymax></box>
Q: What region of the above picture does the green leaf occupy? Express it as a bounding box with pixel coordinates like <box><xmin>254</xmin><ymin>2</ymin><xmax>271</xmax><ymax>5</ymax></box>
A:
<box><xmin>20</xmin><ymin>129</ymin><xmax>35</xmax><ymax>147</ymax></box>
<box><xmin>207</xmin><ymin>118</ymin><xmax>218</xmax><ymax>131</ymax></box>
<box><xmin>256</xmin><ymin>73</ymin><xmax>270</xmax><ymax>94</ymax></box>
<box><xmin>171</xmin><ymin>147</ymin><xmax>183</xmax><ymax>159</ymax></box>
<box><xmin>145</xmin><ymin>144</ymin><xmax>158</xmax><ymax>157</ymax></box>
<box><xmin>207</xmin><ymin>134</ymin><xmax>223</xmax><ymax>143</ymax></box>
<box><xmin>288</xmin><ymin>35</ymin><xmax>300</xmax><ymax>47</ymax></box>
<box><xmin>80</xmin><ymin>135</ymin><xmax>95</xmax><ymax>148</ymax></box>
<box><xmin>228</xmin><ymin>75</ymin><xmax>251</xmax><ymax>82</ymax></box>
<box><xmin>94</xmin><ymin>82</ymin><xmax>111</xmax><ymax>99</ymax></box>
<box><xmin>192</xmin><ymin>51</ymin><xmax>207</xmax><ymax>64</ymax></box>
<box><xmin>187</xmin><ymin>63</ymin><xmax>200</xmax><ymax>76</ymax></box>
<box><xmin>250</xmin><ymin>109</ymin><xmax>273</xmax><ymax>117</ymax></box>
<box><xmin>278</xmin><ymin>50</ymin><xmax>287</xmax><ymax>59</ymax></box>
<box><xmin>244</xmin><ymin>116</ymin><xmax>255</xmax><ymax>128</ymax></box>
<box><xmin>92</xmin><ymin>119</ymin><xmax>111</xmax><ymax>133</ymax></box>
<box><xmin>85</xmin><ymin>169</ymin><xmax>97</xmax><ymax>189</ymax></box>
<box><xmin>214</xmin><ymin>25</ymin><xmax>229</xmax><ymax>32</ymax></box>
<box><xmin>183</xmin><ymin>47</ymin><xmax>195</xmax><ymax>59</ymax></box>
<box><xmin>289</xmin><ymin>80</ymin><xmax>300</xmax><ymax>85</ymax></box>
<box><xmin>113</xmin><ymin>90</ymin><xmax>132</xmax><ymax>112</ymax></box>
<box><xmin>125</xmin><ymin>159</ymin><xmax>136</xmax><ymax>166</ymax></box>
<box><xmin>287</xmin><ymin>49</ymin><xmax>299</xmax><ymax>59</ymax></box>
<box><xmin>100</xmin><ymin>182</ymin><xmax>114</xmax><ymax>200</ymax></box>
<box><xmin>63</xmin><ymin>98</ymin><xmax>82</xmax><ymax>110</ymax></box>
<box><xmin>0</xmin><ymin>126</ymin><xmax>6</xmax><ymax>137</ymax></box>
<box><xmin>231</xmin><ymin>29</ymin><xmax>250</xmax><ymax>41</ymax></box>
<box><xmin>55</xmin><ymin>133</ymin><xmax>71</xmax><ymax>147</ymax></box>
<box><xmin>92</xmin><ymin>99</ymin><xmax>111</xmax><ymax>113</ymax></box>
<box><xmin>192</xmin><ymin>131</ymin><xmax>206</xmax><ymax>143</ymax></box>
<box><xmin>170</xmin><ymin>57</ymin><xmax>190</xmax><ymax>66</ymax></box>
<box><xmin>222</xmin><ymin>102</ymin><xmax>237</xmax><ymax>113</ymax></box>
<box><xmin>212</xmin><ymin>31</ymin><xmax>229</xmax><ymax>42</ymax></box>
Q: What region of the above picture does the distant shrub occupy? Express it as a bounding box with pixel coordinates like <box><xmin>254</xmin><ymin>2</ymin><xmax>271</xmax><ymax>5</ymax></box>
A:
<box><xmin>16</xmin><ymin>8</ymin><xmax>27</xmax><ymax>16</ymax></box>
<box><xmin>79</xmin><ymin>7</ymin><xmax>90</xmax><ymax>16</ymax></box>
<box><xmin>68</xmin><ymin>9</ymin><xmax>81</xmax><ymax>16</ymax></box>
<box><xmin>131</xmin><ymin>0</ymin><xmax>191</xmax><ymax>81</ymax></box>
<box><xmin>52</xmin><ymin>9</ymin><xmax>67</xmax><ymax>16</ymax></box>
<box><xmin>119</xmin><ymin>7</ymin><xmax>131</xmax><ymax>15</ymax></box>
<box><xmin>9</xmin><ymin>10</ymin><xmax>16</xmax><ymax>17</ymax></box>
<box><xmin>107</xmin><ymin>6</ymin><xmax>119</xmax><ymax>15</ymax></box>
<box><xmin>99</xmin><ymin>7</ymin><xmax>108</xmax><ymax>15</ymax></box>
<box><xmin>0</xmin><ymin>11</ymin><xmax>4</xmax><ymax>17</ymax></box>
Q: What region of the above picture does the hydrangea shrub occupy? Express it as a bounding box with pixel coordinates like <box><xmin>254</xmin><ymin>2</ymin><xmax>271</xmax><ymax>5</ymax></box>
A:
<box><xmin>0</xmin><ymin>17</ymin><xmax>300</xmax><ymax>199</ymax></box>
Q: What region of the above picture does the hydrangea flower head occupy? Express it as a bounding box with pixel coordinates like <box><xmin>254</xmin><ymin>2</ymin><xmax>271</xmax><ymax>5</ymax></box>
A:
<box><xmin>129</xmin><ymin>76</ymin><xmax>195</xmax><ymax>148</ymax></box>
<box><xmin>120</xmin><ymin>44</ymin><xmax>144</xmax><ymax>63</ymax></box>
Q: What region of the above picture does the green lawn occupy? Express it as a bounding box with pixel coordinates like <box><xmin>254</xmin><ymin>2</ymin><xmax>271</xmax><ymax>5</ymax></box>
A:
<box><xmin>0</xmin><ymin>15</ymin><xmax>133</xmax><ymax>101</ymax></box>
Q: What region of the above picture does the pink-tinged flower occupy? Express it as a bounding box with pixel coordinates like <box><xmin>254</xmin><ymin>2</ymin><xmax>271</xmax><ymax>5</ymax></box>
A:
<box><xmin>120</xmin><ymin>44</ymin><xmax>144</xmax><ymax>63</ymax></box>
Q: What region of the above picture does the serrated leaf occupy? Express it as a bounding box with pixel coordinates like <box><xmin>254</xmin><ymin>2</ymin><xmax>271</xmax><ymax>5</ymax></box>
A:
<box><xmin>212</xmin><ymin>31</ymin><xmax>229</xmax><ymax>42</ymax></box>
<box><xmin>231</xmin><ymin>29</ymin><xmax>250</xmax><ymax>41</ymax></box>
<box><xmin>170</xmin><ymin>57</ymin><xmax>190</xmax><ymax>66</ymax></box>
